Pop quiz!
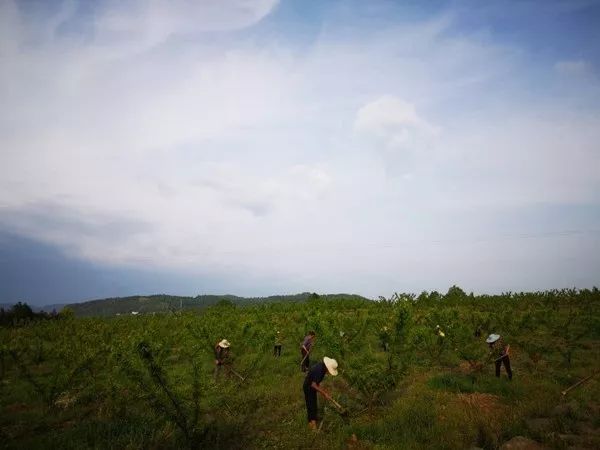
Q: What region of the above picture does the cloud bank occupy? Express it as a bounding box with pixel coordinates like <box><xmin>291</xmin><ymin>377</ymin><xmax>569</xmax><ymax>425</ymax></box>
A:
<box><xmin>1</xmin><ymin>0</ymin><xmax>599</xmax><ymax>299</ymax></box>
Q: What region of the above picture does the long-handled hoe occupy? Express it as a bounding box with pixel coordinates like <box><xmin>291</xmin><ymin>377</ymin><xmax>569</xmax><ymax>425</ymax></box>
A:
<box><xmin>495</xmin><ymin>353</ymin><xmax>509</xmax><ymax>363</ymax></box>
<box><xmin>326</xmin><ymin>396</ymin><xmax>349</xmax><ymax>417</ymax></box>
<box><xmin>317</xmin><ymin>416</ymin><xmax>325</xmax><ymax>432</ymax></box>
<box><xmin>226</xmin><ymin>367</ymin><xmax>246</xmax><ymax>382</ymax></box>
<box><xmin>300</xmin><ymin>350</ymin><xmax>310</xmax><ymax>370</ymax></box>
<box><xmin>492</xmin><ymin>345</ymin><xmax>510</xmax><ymax>363</ymax></box>
<box><xmin>317</xmin><ymin>399</ymin><xmax>348</xmax><ymax>434</ymax></box>
<box><xmin>561</xmin><ymin>371</ymin><xmax>598</xmax><ymax>397</ymax></box>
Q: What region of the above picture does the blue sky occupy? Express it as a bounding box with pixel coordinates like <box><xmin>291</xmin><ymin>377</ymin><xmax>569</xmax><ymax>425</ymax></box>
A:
<box><xmin>1</xmin><ymin>0</ymin><xmax>599</xmax><ymax>305</ymax></box>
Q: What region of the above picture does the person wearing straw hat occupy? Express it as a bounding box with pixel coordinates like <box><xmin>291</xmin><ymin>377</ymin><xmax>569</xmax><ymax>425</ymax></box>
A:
<box><xmin>435</xmin><ymin>325</ymin><xmax>445</xmax><ymax>338</ymax></box>
<box><xmin>214</xmin><ymin>339</ymin><xmax>231</xmax><ymax>379</ymax></box>
<box><xmin>486</xmin><ymin>334</ymin><xmax>512</xmax><ymax>380</ymax></box>
<box><xmin>274</xmin><ymin>330</ymin><xmax>283</xmax><ymax>357</ymax></box>
<box><xmin>379</xmin><ymin>325</ymin><xmax>390</xmax><ymax>352</ymax></box>
<box><xmin>303</xmin><ymin>356</ymin><xmax>338</xmax><ymax>430</ymax></box>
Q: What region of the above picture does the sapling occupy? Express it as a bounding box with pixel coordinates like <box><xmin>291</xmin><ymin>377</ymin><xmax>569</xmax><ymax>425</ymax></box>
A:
<box><xmin>120</xmin><ymin>341</ymin><xmax>207</xmax><ymax>449</ymax></box>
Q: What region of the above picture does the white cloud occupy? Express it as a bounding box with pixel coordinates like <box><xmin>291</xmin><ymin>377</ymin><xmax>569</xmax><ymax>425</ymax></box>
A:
<box><xmin>99</xmin><ymin>0</ymin><xmax>278</xmax><ymax>33</ymax></box>
<box><xmin>353</xmin><ymin>96</ymin><xmax>440</xmax><ymax>176</ymax></box>
<box><xmin>354</xmin><ymin>97</ymin><xmax>440</xmax><ymax>166</ymax></box>
<box><xmin>1</xmin><ymin>1</ymin><xmax>599</xmax><ymax>295</ymax></box>
<box><xmin>93</xmin><ymin>0</ymin><xmax>279</xmax><ymax>54</ymax></box>
<box><xmin>193</xmin><ymin>163</ymin><xmax>332</xmax><ymax>216</ymax></box>
<box><xmin>355</xmin><ymin>97</ymin><xmax>437</xmax><ymax>138</ymax></box>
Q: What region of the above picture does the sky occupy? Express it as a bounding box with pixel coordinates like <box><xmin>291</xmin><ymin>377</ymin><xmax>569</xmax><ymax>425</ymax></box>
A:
<box><xmin>1</xmin><ymin>0</ymin><xmax>599</xmax><ymax>305</ymax></box>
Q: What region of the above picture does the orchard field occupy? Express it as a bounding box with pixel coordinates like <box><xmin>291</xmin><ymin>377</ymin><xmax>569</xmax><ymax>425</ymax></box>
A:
<box><xmin>1</xmin><ymin>287</ymin><xmax>599</xmax><ymax>449</ymax></box>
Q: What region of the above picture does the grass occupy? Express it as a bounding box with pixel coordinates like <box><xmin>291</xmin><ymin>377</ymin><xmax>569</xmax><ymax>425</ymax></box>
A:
<box><xmin>428</xmin><ymin>372</ymin><xmax>524</xmax><ymax>398</ymax></box>
<box><xmin>1</xmin><ymin>290</ymin><xmax>599</xmax><ymax>449</ymax></box>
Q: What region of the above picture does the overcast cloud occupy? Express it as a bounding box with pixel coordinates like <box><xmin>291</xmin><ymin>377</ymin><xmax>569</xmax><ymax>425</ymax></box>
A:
<box><xmin>1</xmin><ymin>0</ymin><xmax>599</xmax><ymax>303</ymax></box>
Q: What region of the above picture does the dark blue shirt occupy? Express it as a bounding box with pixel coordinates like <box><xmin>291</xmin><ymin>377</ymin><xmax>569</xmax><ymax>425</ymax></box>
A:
<box><xmin>304</xmin><ymin>362</ymin><xmax>327</xmax><ymax>389</ymax></box>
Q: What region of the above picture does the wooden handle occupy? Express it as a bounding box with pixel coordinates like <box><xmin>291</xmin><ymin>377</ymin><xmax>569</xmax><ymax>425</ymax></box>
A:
<box><xmin>228</xmin><ymin>368</ymin><xmax>245</xmax><ymax>381</ymax></box>
<box><xmin>329</xmin><ymin>397</ymin><xmax>343</xmax><ymax>410</ymax></box>
<box><xmin>300</xmin><ymin>350</ymin><xmax>310</xmax><ymax>366</ymax></box>
<box><xmin>561</xmin><ymin>371</ymin><xmax>598</xmax><ymax>396</ymax></box>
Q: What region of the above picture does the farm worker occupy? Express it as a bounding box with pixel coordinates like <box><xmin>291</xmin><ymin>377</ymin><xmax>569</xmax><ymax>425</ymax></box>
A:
<box><xmin>300</xmin><ymin>331</ymin><xmax>316</xmax><ymax>372</ymax></box>
<box><xmin>214</xmin><ymin>339</ymin><xmax>231</xmax><ymax>379</ymax></box>
<box><xmin>379</xmin><ymin>326</ymin><xmax>390</xmax><ymax>352</ymax></box>
<box><xmin>303</xmin><ymin>357</ymin><xmax>338</xmax><ymax>430</ymax></box>
<box><xmin>486</xmin><ymin>334</ymin><xmax>512</xmax><ymax>380</ymax></box>
<box><xmin>435</xmin><ymin>325</ymin><xmax>445</xmax><ymax>338</ymax></box>
<box><xmin>274</xmin><ymin>330</ymin><xmax>283</xmax><ymax>357</ymax></box>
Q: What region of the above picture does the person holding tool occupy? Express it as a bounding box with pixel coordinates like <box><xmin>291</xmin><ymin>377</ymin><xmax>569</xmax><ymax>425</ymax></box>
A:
<box><xmin>214</xmin><ymin>339</ymin><xmax>231</xmax><ymax>380</ymax></box>
<box><xmin>379</xmin><ymin>325</ymin><xmax>390</xmax><ymax>352</ymax></box>
<box><xmin>300</xmin><ymin>331</ymin><xmax>316</xmax><ymax>372</ymax></box>
<box><xmin>303</xmin><ymin>356</ymin><xmax>339</xmax><ymax>430</ymax></box>
<box><xmin>274</xmin><ymin>330</ymin><xmax>283</xmax><ymax>357</ymax></box>
<box><xmin>486</xmin><ymin>333</ymin><xmax>512</xmax><ymax>380</ymax></box>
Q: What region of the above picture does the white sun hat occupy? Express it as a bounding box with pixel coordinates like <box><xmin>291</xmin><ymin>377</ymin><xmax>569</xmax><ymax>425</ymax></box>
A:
<box><xmin>323</xmin><ymin>357</ymin><xmax>338</xmax><ymax>376</ymax></box>
<box><xmin>218</xmin><ymin>339</ymin><xmax>231</xmax><ymax>348</ymax></box>
<box><xmin>486</xmin><ymin>334</ymin><xmax>500</xmax><ymax>344</ymax></box>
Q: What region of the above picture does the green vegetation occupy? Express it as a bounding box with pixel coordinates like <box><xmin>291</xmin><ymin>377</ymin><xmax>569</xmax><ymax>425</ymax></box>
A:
<box><xmin>52</xmin><ymin>292</ymin><xmax>370</xmax><ymax>317</ymax></box>
<box><xmin>1</xmin><ymin>287</ymin><xmax>599</xmax><ymax>449</ymax></box>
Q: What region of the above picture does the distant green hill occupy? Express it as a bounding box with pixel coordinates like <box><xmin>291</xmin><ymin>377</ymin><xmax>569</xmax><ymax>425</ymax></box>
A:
<box><xmin>64</xmin><ymin>292</ymin><xmax>371</xmax><ymax>317</ymax></box>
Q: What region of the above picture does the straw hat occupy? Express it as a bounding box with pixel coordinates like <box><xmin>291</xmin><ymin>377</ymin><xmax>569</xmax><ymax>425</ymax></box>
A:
<box><xmin>218</xmin><ymin>339</ymin><xmax>231</xmax><ymax>348</ymax></box>
<box><xmin>486</xmin><ymin>334</ymin><xmax>500</xmax><ymax>344</ymax></box>
<box><xmin>323</xmin><ymin>357</ymin><xmax>338</xmax><ymax>376</ymax></box>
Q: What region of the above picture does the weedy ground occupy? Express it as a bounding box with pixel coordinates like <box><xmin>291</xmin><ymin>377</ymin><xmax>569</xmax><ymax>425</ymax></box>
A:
<box><xmin>1</xmin><ymin>288</ymin><xmax>599</xmax><ymax>449</ymax></box>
